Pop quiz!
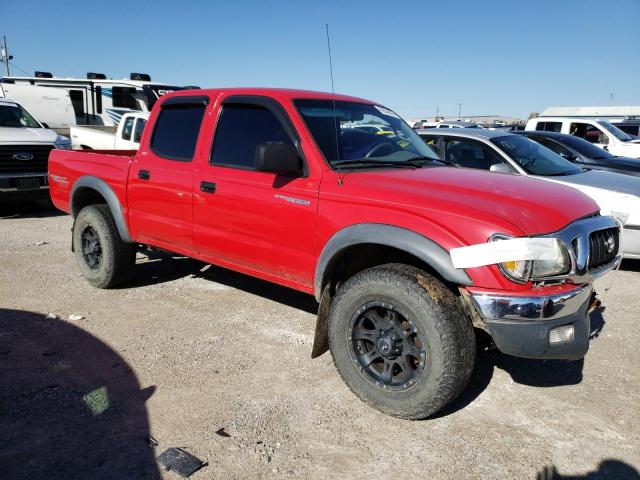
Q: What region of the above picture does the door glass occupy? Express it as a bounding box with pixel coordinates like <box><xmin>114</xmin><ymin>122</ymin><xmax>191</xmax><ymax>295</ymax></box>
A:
<box><xmin>121</xmin><ymin>116</ymin><xmax>134</xmax><ymax>140</ymax></box>
<box><xmin>133</xmin><ymin>118</ymin><xmax>146</xmax><ymax>143</ymax></box>
<box><xmin>150</xmin><ymin>105</ymin><xmax>206</xmax><ymax>161</ymax></box>
<box><xmin>569</xmin><ymin>122</ymin><xmax>608</xmax><ymax>144</ymax></box>
<box><xmin>445</xmin><ymin>138</ymin><xmax>507</xmax><ymax>170</ymax></box>
<box><xmin>211</xmin><ymin>104</ymin><xmax>294</xmax><ymax>169</ymax></box>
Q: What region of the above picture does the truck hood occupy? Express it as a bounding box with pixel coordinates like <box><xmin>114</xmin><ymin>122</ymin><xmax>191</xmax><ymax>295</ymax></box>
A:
<box><xmin>0</xmin><ymin>127</ymin><xmax>59</xmax><ymax>144</ymax></box>
<box><xmin>541</xmin><ymin>169</ymin><xmax>640</xmax><ymax>226</ymax></box>
<box><xmin>340</xmin><ymin>166</ymin><xmax>599</xmax><ymax>236</ymax></box>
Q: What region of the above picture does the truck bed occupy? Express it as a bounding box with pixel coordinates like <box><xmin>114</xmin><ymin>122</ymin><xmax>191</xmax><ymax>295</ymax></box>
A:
<box><xmin>48</xmin><ymin>149</ymin><xmax>135</xmax><ymax>214</ymax></box>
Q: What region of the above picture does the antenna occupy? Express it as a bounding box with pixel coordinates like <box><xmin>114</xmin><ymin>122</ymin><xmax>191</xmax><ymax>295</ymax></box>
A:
<box><xmin>325</xmin><ymin>24</ymin><xmax>344</xmax><ymax>186</ymax></box>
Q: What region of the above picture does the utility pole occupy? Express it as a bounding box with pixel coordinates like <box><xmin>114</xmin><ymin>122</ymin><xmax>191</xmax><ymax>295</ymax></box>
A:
<box><xmin>1</xmin><ymin>36</ymin><xmax>12</xmax><ymax>76</ymax></box>
<box><xmin>457</xmin><ymin>103</ymin><xmax>462</xmax><ymax>120</ymax></box>
<box><xmin>435</xmin><ymin>105</ymin><xmax>439</xmax><ymax>120</ymax></box>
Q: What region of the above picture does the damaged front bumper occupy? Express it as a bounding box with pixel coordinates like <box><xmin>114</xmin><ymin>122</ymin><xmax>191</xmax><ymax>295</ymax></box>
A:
<box><xmin>464</xmin><ymin>284</ymin><xmax>596</xmax><ymax>360</ymax></box>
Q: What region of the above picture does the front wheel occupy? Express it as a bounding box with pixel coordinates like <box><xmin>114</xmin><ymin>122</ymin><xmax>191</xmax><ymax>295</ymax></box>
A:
<box><xmin>328</xmin><ymin>264</ymin><xmax>475</xmax><ymax>419</ymax></box>
<box><xmin>72</xmin><ymin>204</ymin><xmax>136</xmax><ymax>288</ymax></box>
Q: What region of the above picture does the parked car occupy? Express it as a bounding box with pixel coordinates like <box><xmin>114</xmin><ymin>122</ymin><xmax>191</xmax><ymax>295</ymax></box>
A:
<box><xmin>49</xmin><ymin>88</ymin><xmax>620</xmax><ymax>419</ymax></box>
<box><xmin>0</xmin><ymin>98</ymin><xmax>71</xmax><ymax>205</ymax></box>
<box><xmin>417</xmin><ymin>128</ymin><xmax>640</xmax><ymax>259</ymax></box>
<box><xmin>70</xmin><ymin>112</ymin><xmax>149</xmax><ymax>150</ymax></box>
<box><xmin>525</xmin><ymin>117</ymin><xmax>640</xmax><ymax>158</ymax></box>
<box><xmin>515</xmin><ymin>131</ymin><xmax>640</xmax><ymax>177</ymax></box>
<box><xmin>611</xmin><ymin>118</ymin><xmax>640</xmax><ymax>138</ymax></box>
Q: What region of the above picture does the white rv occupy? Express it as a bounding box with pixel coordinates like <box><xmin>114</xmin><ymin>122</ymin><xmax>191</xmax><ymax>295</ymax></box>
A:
<box><xmin>0</xmin><ymin>72</ymin><xmax>193</xmax><ymax>129</ymax></box>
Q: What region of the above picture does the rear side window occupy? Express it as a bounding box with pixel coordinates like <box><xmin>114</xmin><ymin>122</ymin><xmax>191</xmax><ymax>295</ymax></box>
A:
<box><xmin>535</xmin><ymin>121</ymin><xmax>562</xmax><ymax>132</ymax></box>
<box><xmin>150</xmin><ymin>105</ymin><xmax>205</xmax><ymax>161</ymax></box>
<box><xmin>211</xmin><ymin>104</ymin><xmax>293</xmax><ymax>169</ymax></box>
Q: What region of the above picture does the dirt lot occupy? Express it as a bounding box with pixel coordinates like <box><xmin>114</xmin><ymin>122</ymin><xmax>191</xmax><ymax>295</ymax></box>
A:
<box><xmin>1</xmin><ymin>203</ymin><xmax>639</xmax><ymax>480</ymax></box>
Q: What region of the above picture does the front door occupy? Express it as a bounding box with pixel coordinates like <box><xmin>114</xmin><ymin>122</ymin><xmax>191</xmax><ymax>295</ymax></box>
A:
<box><xmin>127</xmin><ymin>96</ymin><xmax>209</xmax><ymax>253</ymax></box>
<box><xmin>193</xmin><ymin>96</ymin><xmax>319</xmax><ymax>290</ymax></box>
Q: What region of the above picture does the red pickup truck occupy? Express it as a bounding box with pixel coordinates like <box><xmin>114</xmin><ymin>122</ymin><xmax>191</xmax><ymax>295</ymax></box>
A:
<box><xmin>49</xmin><ymin>88</ymin><xmax>621</xmax><ymax>419</ymax></box>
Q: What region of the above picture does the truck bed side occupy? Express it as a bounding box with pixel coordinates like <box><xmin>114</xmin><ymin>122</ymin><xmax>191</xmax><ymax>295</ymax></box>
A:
<box><xmin>48</xmin><ymin>149</ymin><xmax>136</xmax><ymax>216</ymax></box>
<box><xmin>70</xmin><ymin>125</ymin><xmax>118</xmax><ymax>150</ymax></box>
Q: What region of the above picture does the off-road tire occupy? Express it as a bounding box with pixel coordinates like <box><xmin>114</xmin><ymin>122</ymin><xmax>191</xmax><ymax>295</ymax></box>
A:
<box><xmin>73</xmin><ymin>204</ymin><xmax>136</xmax><ymax>288</ymax></box>
<box><xmin>328</xmin><ymin>263</ymin><xmax>475</xmax><ymax>419</ymax></box>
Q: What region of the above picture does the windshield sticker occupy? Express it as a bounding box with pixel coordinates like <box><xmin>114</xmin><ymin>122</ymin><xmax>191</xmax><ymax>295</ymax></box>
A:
<box><xmin>500</xmin><ymin>140</ymin><xmax>516</xmax><ymax>150</ymax></box>
<box><xmin>374</xmin><ymin>106</ymin><xmax>400</xmax><ymax>119</ymax></box>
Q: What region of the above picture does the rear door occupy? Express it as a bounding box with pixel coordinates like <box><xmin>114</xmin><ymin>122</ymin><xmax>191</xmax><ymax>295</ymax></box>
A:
<box><xmin>127</xmin><ymin>95</ymin><xmax>209</xmax><ymax>253</ymax></box>
<box><xmin>192</xmin><ymin>95</ymin><xmax>319</xmax><ymax>290</ymax></box>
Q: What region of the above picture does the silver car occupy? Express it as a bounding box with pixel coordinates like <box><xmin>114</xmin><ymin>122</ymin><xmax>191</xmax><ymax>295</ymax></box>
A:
<box><xmin>417</xmin><ymin>128</ymin><xmax>640</xmax><ymax>259</ymax></box>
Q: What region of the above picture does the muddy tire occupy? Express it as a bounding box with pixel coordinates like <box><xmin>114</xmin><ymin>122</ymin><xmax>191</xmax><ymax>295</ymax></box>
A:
<box><xmin>72</xmin><ymin>204</ymin><xmax>136</xmax><ymax>288</ymax></box>
<box><xmin>328</xmin><ymin>264</ymin><xmax>475</xmax><ymax>419</ymax></box>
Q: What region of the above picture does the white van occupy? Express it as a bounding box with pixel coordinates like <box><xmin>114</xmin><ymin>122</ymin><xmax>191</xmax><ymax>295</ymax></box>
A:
<box><xmin>525</xmin><ymin>117</ymin><xmax>640</xmax><ymax>158</ymax></box>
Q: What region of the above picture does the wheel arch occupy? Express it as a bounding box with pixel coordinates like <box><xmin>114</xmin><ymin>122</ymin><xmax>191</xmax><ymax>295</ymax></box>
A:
<box><xmin>314</xmin><ymin>223</ymin><xmax>472</xmax><ymax>302</ymax></box>
<box><xmin>70</xmin><ymin>176</ymin><xmax>132</xmax><ymax>243</ymax></box>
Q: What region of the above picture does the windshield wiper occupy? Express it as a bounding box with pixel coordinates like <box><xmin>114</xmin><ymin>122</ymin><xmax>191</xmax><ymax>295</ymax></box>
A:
<box><xmin>332</xmin><ymin>159</ymin><xmax>419</xmax><ymax>169</ymax></box>
<box><xmin>404</xmin><ymin>155</ymin><xmax>457</xmax><ymax>167</ymax></box>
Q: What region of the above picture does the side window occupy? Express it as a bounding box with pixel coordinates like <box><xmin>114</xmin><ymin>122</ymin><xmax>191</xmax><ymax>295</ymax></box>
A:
<box><xmin>112</xmin><ymin>87</ymin><xmax>140</xmax><ymax>110</ymax></box>
<box><xmin>535</xmin><ymin>121</ymin><xmax>562</xmax><ymax>132</ymax></box>
<box><xmin>420</xmin><ymin>135</ymin><xmax>442</xmax><ymax>157</ymax></box>
<box><xmin>69</xmin><ymin>90</ymin><xmax>85</xmax><ymax>117</ymax></box>
<box><xmin>569</xmin><ymin>122</ymin><xmax>607</xmax><ymax>144</ymax></box>
<box><xmin>211</xmin><ymin>103</ymin><xmax>294</xmax><ymax>169</ymax></box>
<box><xmin>133</xmin><ymin>118</ymin><xmax>146</xmax><ymax>143</ymax></box>
<box><xmin>533</xmin><ymin>137</ymin><xmax>575</xmax><ymax>160</ymax></box>
<box><xmin>445</xmin><ymin>138</ymin><xmax>508</xmax><ymax>170</ymax></box>
<box><xmin>150</xmin><ymin>105</ymin><xmax>206</xmax><ymax>161</ymax></box>
<box><xmin>121</xmin><ymin>116</ymin><xmax>134</xmax><ymax>140</ymax></box>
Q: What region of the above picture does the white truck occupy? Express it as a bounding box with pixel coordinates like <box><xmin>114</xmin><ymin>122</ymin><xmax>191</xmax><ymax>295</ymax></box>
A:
<box><xmin>525</xmin><ymin>117</ymin><xmax>640</xmax><ymax>158</ymax></box>
<box><xmin>0</xmin><ymin>99</ymin><xmax>71</xmax><ymax>206</ymax></box>
<box><xmin>70</xmin><ymin>112</ymin><xmax>148</xmax><ymax>150</ymax></box>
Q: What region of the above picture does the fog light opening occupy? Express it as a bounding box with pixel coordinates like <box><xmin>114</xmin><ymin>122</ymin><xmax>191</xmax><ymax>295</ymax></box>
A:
<box><xmin>549</xmin><ymin>325</ymin><xmax>575</xmax><ymax>345</ymax></box>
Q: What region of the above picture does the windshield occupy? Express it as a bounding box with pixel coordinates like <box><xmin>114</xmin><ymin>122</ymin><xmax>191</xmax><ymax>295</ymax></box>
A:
<box><xmin>294</xmin><ymin>99</ymin><xmax>439</xmax><ymax>167</ymax></box>
<box><xmin>597</xmin><ymin>120</ymin><xmax>634</xmax><ymax>142</ymax></box>
<box><xmin>0</xmin><ymin>102</ymin><xmax>41</xmax><ymax>128</ymax></box>
<box><xmin>555</xmin><ymin>134</ymin><xmax>615</xmax><ymax>159</ymax></box>
<box><xmin>491</xmin><ymin>135</ymin><xmax>582</xmax><ymax>176</ymax></box>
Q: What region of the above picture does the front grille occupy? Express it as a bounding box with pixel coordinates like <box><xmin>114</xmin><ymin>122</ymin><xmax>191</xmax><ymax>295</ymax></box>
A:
<box><xmin>588</xmin><ymin>228</ymin><xmax>619</xmax><ymax>269</ymax></box>
<box><xmin>0</xmin><ymin>144</ymin><xmax>53</xmax><ymax>174</ymax></box>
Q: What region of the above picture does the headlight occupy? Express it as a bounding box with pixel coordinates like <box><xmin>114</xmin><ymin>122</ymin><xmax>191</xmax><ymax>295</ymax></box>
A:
<box><xmin>493</xmin><ymin>235</ymin><xmax>571</xmax><ymax>283</ymax></box>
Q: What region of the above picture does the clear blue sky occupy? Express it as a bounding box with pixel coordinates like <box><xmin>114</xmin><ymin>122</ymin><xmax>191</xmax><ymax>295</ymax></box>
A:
<box><xmin>2</xmin><ymin>0</ymin><xmax>639</xmax><ymax>119</ymax></box>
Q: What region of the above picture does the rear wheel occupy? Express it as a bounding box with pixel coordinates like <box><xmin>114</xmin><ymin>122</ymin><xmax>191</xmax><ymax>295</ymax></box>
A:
<box><xmin>328</xmin><ymin>264</ymin><xmax>475</xmax><ymax>419</ymax></box>
<box><xmin>73</xmin><ymin>204</ymin><xmax>136</xmax><ymax>288</ymax></box>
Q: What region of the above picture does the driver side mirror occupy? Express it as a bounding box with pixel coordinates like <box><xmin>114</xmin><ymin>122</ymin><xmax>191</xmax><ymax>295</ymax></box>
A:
<box><xmin>599</xmin><ymin>134</ymin><xmax>610</xmax><ymax>145</ymax></box>
<box><xmin>490</xmin><ymin>163</ymin><xmax>513</xmax><ymax>174</ymax></box>
<box><xmin>255</xmin><ymin>142</ymin><xmax>302</xmax><ymax>176</ymax></box>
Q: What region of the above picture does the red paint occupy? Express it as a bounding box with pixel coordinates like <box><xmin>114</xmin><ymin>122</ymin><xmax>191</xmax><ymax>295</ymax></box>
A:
<box><xmin>49</xmin><ymin>88</ymin><xmax>600</xmax><ymax>296</ymax></box>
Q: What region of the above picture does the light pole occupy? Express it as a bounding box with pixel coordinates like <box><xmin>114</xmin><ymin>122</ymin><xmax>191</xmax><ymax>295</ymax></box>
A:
<box><xmin>457</xmin><ymin>103</ymin><xmax>462</xmax><ymax>120</ymax></box>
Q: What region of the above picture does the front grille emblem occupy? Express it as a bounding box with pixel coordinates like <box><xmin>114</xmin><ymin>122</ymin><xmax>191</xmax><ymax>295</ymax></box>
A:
<box><xmin>605</xmin><ymin>234</ymin><xmax>616</xmax><ymax>254</ymax></box>
<box><xmin>12</xmin><ymin>152</ymin><xmax>34</xmax><ymax>161</ymax></box>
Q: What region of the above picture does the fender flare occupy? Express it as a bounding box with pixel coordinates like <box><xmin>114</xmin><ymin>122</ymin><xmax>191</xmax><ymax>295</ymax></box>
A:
<box><xmin>70</xmin><ymin>175</ymin><xmax>132</xmax><ymax>243</ymax></box>
<box><xmin>313</xmin><ymin>223</ymin><xmax>472</xmax><ymax>301</ymax></box>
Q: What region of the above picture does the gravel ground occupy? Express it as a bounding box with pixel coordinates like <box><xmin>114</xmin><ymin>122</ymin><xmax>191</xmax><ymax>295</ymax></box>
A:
<box><xmin>1</xmin><ymin>203</ymin><xmax>639</xmax><ymax>480</ymax></box>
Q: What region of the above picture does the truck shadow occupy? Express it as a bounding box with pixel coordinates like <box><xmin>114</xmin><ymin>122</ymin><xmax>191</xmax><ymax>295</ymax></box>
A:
<box><xmin>435</xmin><ymin>307</ymin><xmax>606</xmax><ymax>419</ymax></box>
<box><xmin>128</xmin><ymin>249</ymin><xmax>319</xmax><ymax>314</ymax></box>
<box><xmin>0</xmin><ymin>308</ymin><xmax>160</xmax><ymax>479</ymax></box>
<box><xmin>536</xmin><ymin>460</ymin><xmax>640</xmax><ymax>479</ymax></box>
